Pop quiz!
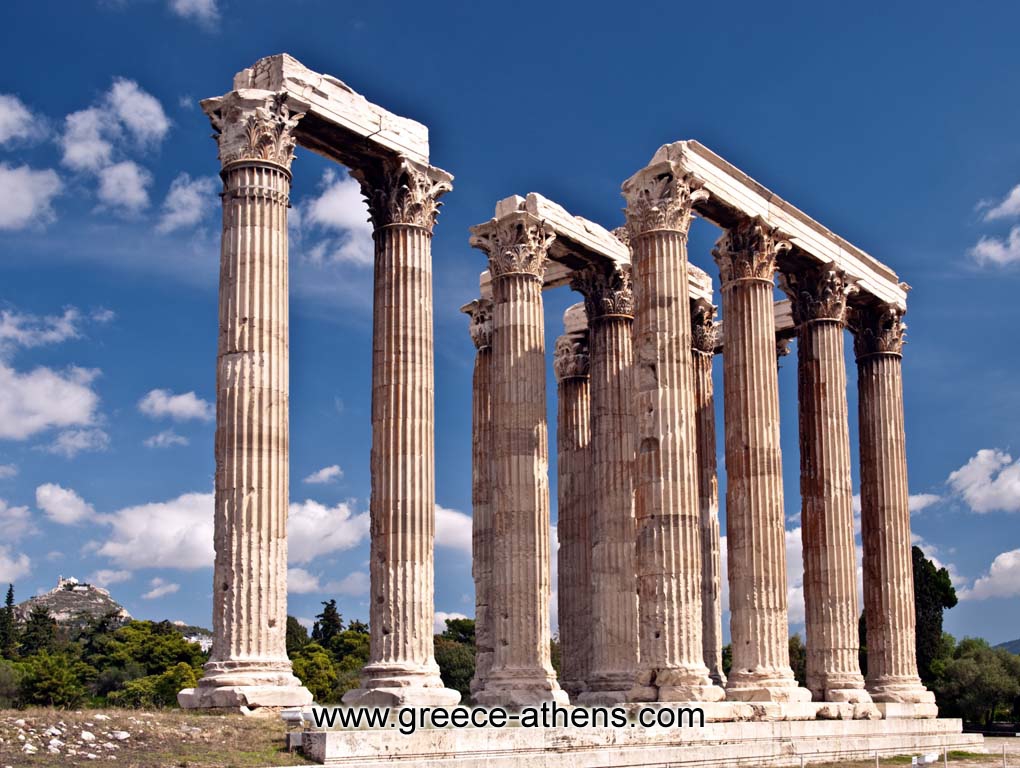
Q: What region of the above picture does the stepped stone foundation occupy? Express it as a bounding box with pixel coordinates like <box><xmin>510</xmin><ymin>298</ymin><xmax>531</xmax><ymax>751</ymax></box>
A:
<box><xmin>186</xmin><ymin>54</ymin><xmax>973</xmax><ymax>766</ymax></box>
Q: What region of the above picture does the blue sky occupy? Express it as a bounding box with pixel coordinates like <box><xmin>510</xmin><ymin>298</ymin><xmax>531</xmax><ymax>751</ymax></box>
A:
<box><xmin>0</xmin><ymin>1</ymin><xmax>1018</xmax><ymax>645</ymax></box>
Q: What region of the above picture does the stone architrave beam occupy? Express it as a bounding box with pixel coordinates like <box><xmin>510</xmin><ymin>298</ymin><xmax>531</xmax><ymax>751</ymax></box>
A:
<box><xmin>643</xmin><ymin>142</ymin><xmax>907</xmax><ymax>309</ymax></box>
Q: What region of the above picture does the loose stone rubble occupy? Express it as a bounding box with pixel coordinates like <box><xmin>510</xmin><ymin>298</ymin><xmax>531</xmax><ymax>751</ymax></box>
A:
<box><xmin>183</xmin><ymin>52</ymin><xmax>975</xmax><ymax>766</ymax></box>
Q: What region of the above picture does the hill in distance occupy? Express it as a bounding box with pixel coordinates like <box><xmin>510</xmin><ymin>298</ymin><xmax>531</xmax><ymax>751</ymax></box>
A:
<box><xmin>995</xmin><ymin>638</ymin><xmax>1020</xmax><ymax>654</ymax></box>
<box><xmin>14</xmin><ymin>576</ymin><xmax>132</xmax><ymax>629</ymax></box>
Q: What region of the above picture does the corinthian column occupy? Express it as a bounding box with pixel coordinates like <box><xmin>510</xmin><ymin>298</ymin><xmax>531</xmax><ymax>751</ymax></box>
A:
<box><xmin>621</xmin><ymin>163</ymin><xmax>721</xmax><ymax>703</ymax></box>
<box><xmin>343</xmin><ymin>157</ymin><xmax>459</xmax><ymax>707</ymax></box>
<box><xmin>470</xmin><ymin>213</ymin><xmax>568</xmax><ymax>706</ymax></box>
<box><xmin>852</xmin><ymin>304</ymin><xmax>935</xmax><ymax>707</ymax></box>
<box><xmin>712</xmin><ymin>217</ymin><xmax>809</xmax><ymax>703</ymax></box>
<box><xmin>570</xmin><ymin>264</ymin><xmax>639</xmax><ymax>704</ymax></box>
<box><xmin>180</xmin><ymin>91</ymin><xmax>312</xmax><ymax>710</ymax></box>
<box><xmin>553</xmin><ymin>325</ymin><xmax>592</xmax><ymax>699</ymax></box>
<box><xmin>781</xmin><ymin>266</ymin><xmax>870</xmax><ymax>703</ymax></box>
<box><xmin>462</xmin><ymin>298</ymin><xmax>494</xmax><ymax>695</ymax></box>
<box><xmin>691</xmin><ymin>300</ymin><xmax>725</xmax><ymax>689</ymax></box>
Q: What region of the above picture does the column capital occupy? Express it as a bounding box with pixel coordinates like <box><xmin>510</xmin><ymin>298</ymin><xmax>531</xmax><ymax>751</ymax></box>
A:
<box><xmin>851</xmin><ymin>303</ymin><xmax>907</xmax><ymax>359</ymax></box>
<box><xmin>461</xmin><ymin>298</ymin><xmax>493</xmax><ymax>351</ymax></box>
<box><xmin>622</xmin><ymin>161</ymin><xmax>708</xmax><ymax>239</ymax></box>
<box><xmin>690</xmin><ymin>300</ymin><xmax>719</xmax><ymax>355</ymax></box>
<box><xmin>779</xmin><ymin>265</ymin><xmax>857</xmax><ymax>325</ymax></box>
<box><xmin>553</xmin><ymin>333</ymin><xmax>590</xmax><ymax>382</ymax></box>
<box><xmin>470</xmin><ymin>212</ymin><xmax>554</xmax><ymax>280</ymax></box>
<box><xmin>202</xmin><ymin>90</ymin><xmax>308</xmax><ymax>171</ymax></box>
<box><xmin>570</xmin><ymin>263</ymin><xmax>634</xmax><ymax>320</ymax></box>
<box><xmin>352</xmin><ymin>156</ymin><xmax>453</xmax><ymax>232</ymax></box>
<box><xmin>711</xmin><ymin>216</ymin><xmax>790</xmax><ymax>286</ymax></box>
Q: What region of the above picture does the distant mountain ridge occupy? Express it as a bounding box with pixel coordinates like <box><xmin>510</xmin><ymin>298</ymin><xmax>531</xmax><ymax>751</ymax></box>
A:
<box><xmin>995</xmin><ymin>638</ymin><xmax>1020</xmax><ymax>654</ymax></box>
<box><xmin>14</xmin><ymin>576</ymin><xmax>132</xmax><ymax>628</ymax></box>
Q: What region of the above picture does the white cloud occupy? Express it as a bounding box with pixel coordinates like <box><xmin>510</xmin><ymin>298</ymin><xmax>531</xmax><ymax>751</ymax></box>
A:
<box><xmin>88</xmin><ymin>569</ymin><xmax>132</xmax><ymax>588</ymax></box>
<box><xmin>44</xmin><ymin>427</ymin><xmax>110</xmax><ymax>457</ymax></box>
<box><xmin>157</xmin><ymin>173</ymin><xmax>217</xmax><ymax>233</ymax></box>
<box><xmin>969</xmin><ymin>226</ymin><xmax>1020</xmax><ymax>267</ymax></box>
<box><xmin>60</xmin><ymin>107</ymin><xmax>114</xmax><ymax>172</ymax></box>
<box><xmin>981</xmin><ymin>184</ymin><xmax>1020</xmax><ymax>222</ymax></box>
<box><xmin>142</xmin><ymin>577</ymin><xmax>180</xmax><ymax>599</ymax></box>
<box><xmin>106</xmin><ymin>78</ymin><xmax>170</xmax><ymax>146</ymax></box>
<box><xmin>786</xmin><ymin>527</ymin><xmax>805</xmax><ymax>626</ymax></box>
<box><xmin>97</xmin><ymin>160</ymin><xmax>151</xmax><ymax>212</ymax></box>
<box><xmin>435</xmin><ymin>505</ymin><xmax>472</xmax><ymax>554</ymax></box>
<box><xmin>947</xmin><ymin>449</ymin><xmax>1020</xmax><ymax>513</ymax></box>
<box><xmin>36</xmin><ymin>482</ymin><xmax>96</xmax><ymax>525</ymax></box>
<box><xmin>434</xmin><ymin>611</ymin><xmax>468</xmax><ymax>634</ymax></box>
<box><xmin>168</xmin><ymin>0</ymin><xmax>219</xmax><ymax>25</ymax></box>
<box><xmin>287</xmin><ymin>500</ymin><xmax>370</xmax><ymax>564</ymax></box>
<box><xmin>958</xmin><ymin>549</ymin><xmax>1020</xmax><ymax>601</ymax></box>
<box><xmin>287</xmin><ymin>568</ymin><xmax>370</xmax><ymax>596</ymax></box>
<box><xmin>0</xmin><ymin>94</ymin><xmax>34</xmax><ymax>145</ymax></box>
<box><xmin>0</xmin><ymin>546</ymin><xmax>30</xmax><ymax>583</ymax></box>
<box><xmin>0</xmin><ymin>164</ymin><xmax>62</xmax><ymax>230</ymax></box>
<box><xmin>98</xmin><ymin>491</ymin><xmax>214</xmax><ymax>570</ymax></box>
<box><xmin>0</xmin><ymin>464</ymin><xmax>17</xmax><ymax>479</ymax></box>
<box><xmin>299</xmin><ymin>170</ymin><xmax>373</xmax><ymax>267</ymax></box>
<box><xmin>144</xmin><ymin>429</ymin><xmax>189</xmax><ymax>448</ymax></box>
<box><xmin>91</xmin><ymin>308</ymin><xmax>116</xmax><ymax>324</ymax></box>
<box><xmin>0</xmin><ymin>364</ymin><xmax>100</xmax><ymax>439</ymax></box>
<box><xmin>908</xmin><ymin>494</ymin><xmax>942</xmax><ymax>514</ymax></box>
<box><xmin>303</xmin><ymin>465</ymin><xmax>343</xmax><ymax>485</ymax></box>
<box><xmin>0</xmin><ymin>499</ymin><xmax>34</xmax><ymax>541</ymax></box>
<box><xmin>0</xmin><ymin>307</ymin><xmax>82</xmax><ymax>353</ymax></box>
<box><xmin>138</xmin><ymin>388</ymin><xmax>214</xmax><ymax>421</ymax></box>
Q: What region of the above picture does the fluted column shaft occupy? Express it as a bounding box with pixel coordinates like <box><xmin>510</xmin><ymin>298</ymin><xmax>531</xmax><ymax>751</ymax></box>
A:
<box><xmin>464</xmin><ymin>300</ymin><xmax>494</xmax><ymax>695</ymax></box>
<box><xmin>572</xmin><ymin>265</ymin><xmax>639</xmax><ymax>704</ymax></box>
<box><xmin>784</xmin><ymin>267</ymin><xmax>869</xmax><ymax>703</ymax></box>
<box><xmin>183</xmin><ymin>91</ymin><xmax>311</xmax><ymax>710</ymax></box>
<box><xmin>854</xmin><ymin>305</ymin><xmax>934</xmax><ymax>706</ymax></box>
<box><xmin>622</xmin><ymin>166</ymin><xmax>720</xmax><ymax>703</ymax></box>
<box><xmin>691</xmin><ymin>303</ymin><xmax>725</xmax><ymax>688</ymax></box>
<box><xmin>344</xmin><ymin>159</ymin><xmax>458</xmax><ymax>707</ymax></box>
<box><xmin>713</xmin><ymin>218</ymin><xmax>809</xmax><ymax>703</ymax></box>
<box><xmin>554</xmin><ymin>333</ymin><xmax>592</xmax><ymax>698</ymax></box>
<box><xmin>471</xmin><ymin>213</ymin><xmax>566</xmax><ymax>706</ymax></box>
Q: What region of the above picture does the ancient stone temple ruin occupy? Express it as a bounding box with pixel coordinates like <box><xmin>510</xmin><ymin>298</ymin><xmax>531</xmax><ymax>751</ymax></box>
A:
<box><xmin>181</xmin><ymin>54</ymin><xmax>984</xmax><ymax>766</ymax></box>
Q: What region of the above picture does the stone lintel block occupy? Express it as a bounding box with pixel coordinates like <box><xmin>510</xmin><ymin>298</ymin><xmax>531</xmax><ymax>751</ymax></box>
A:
<box><xmin>230</xmin><ymin>53</ymin><xmax>430</xmax><ymax>166</ymax></box>
<box><xmin>177</xmin><ymin>683</ymin><xmax>312</xmax><ymax>710</ymax></box>
<box><xmin>876</xmin><ymin>702</ymin><xmax>939</xmax><ymax>719</ymax></box>
<box><xmin>342</xmin><ymin>686</ymin><xmax>461</xmax><ymax>708</ymax></box>
<box><xmin>476</xmin><ymin>679</ymin><xmax>570</xmax><ymax>708</ymax></box>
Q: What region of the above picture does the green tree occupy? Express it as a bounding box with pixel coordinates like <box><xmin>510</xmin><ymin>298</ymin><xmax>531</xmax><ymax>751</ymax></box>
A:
<box><xmin>913</xmin><ymin>546</ymin><xmax>958</xmax><ymax>684</ymax></box>
<box><xmin>434</xmin><ymin>636</ymin><xmax>474</xmax><ymax>701</ymax></box>
<box><xmin>440</xmin><ymin>618</ymin><xmax>476</xmax><ymax>646</ymax></box>
<box><xmin>286</xmin><ymin>615</ymin><xmax>309</xmax><ymax>656</ymax></box>
<box><xmin>329</xmin><ymin>627</ymin><xmax>370</xmax><ymax>699</ymax></box>
<box><xmin>722</xmin><ymin>643</ymin><xmax>732</xmax><ymax>678</ymax></box>
<box><xmin>292</xmin><ymin>643</ymin><xmax>339</xmax><ymax>703</ymax></box>
<box><xmin>789</xmin><ymin>634</ymin><xmax>807</xmax><ymax>687</ymax></box>
<box><xmin>0</xmin><ymin>661</ymin><xmax>21</xmax><ymax>707</ymax></box>
<box><xmin>931</xmin><ymin>637</ymin><xmax>1020</xmax><ymax>724</ymax></box>
<box><xmin>0</xmin><ymin>584</ymin><xmax>16</xmax><ymax>659</ymax></box>
<box><xmin>17</xmin><ymin>651</ymin><xmax>89</xmax><ymax>708</ymax></box>
<box><xmin>312</xmin><ymin>600</ymin><xmax>343</xmax><ymax>645</ymax></box>
<box><xmin>347</xmin><ymin>620</ymin><xmax>369</xmax><ymax>634</ymax></box>
<box><xmin>550</xmin><ymin>636</ymin><xmax>561</xmax><ymax>676</ymax></box>
<box><xmin>20</xmin><ymin>605</ymin><xmax>57</xmax><ymax>655</ymax></box>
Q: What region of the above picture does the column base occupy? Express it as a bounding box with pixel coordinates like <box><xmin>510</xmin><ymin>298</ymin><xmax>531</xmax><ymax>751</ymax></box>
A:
<box><xmin>342</xmin><ymin>662</ymin><xmax>461</xmax><ymax>707</ymax></box>
<box><xmin>708</xmin><ymin>669</ymin><xmax>727</xmax><ymax>688</ymax></box>
<box><xmin>628</xmin><ymin>666</ymin><xmax>726</xmax><ymax>703</ymax></box>
<box><xmin>866</xmin><ymin>675</ymin><xmax>936</xmax><ymax>704</ymax></box>
<box><xmin>475</xmin><ymin>673</ymin><xmax>569</xmax><ymax>707</ymax></box>
<box><xmin>178</xmin><ymin>659</ymin><xmax>312</xmax><ymax>710</ymax></box>
<box><xmin>577</xmin><ymin>671</ymin><xmax>634</xmax><ymax>704</ymax></box>
<box><xmin>559</xmin><ymin>679</ymin><xmax>588</xmax><ymax>700</ymax></box>
<box><xmin>726</xmin><ymin>669</ymin><xmax>812</xmax><ymax>703</ymax></box>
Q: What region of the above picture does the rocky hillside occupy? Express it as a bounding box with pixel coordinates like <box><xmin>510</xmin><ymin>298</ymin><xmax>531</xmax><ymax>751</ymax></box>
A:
<box><xmin>14</xmin><ymin>577</ymin><xmax>132</xmax><ymax>629</ymax></box>
<box><xmin>996</xmin><ymin>638</ymin><xmax>1020</xmax><ymax>654</ymax></box>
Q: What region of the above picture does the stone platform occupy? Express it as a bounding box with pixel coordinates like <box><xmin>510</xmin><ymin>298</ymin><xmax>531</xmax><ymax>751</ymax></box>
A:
<box><xmin>300</xmin><ymin>707</ymin><xmax>982</xmax><ymax>766</ymax></box>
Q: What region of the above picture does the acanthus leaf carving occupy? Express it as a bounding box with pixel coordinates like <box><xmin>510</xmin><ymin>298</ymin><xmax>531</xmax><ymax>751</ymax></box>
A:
<box><xmin>553</xmin><ymin>333</ymin><xmax>590</xmax><ymax>381</ymax></box>
<box><xmin>712</xmin><ymin>216</ymin><xmax>790</xmax><ymax>285</ymax></box>
<box><xmin>779</xmin><ymin>266</ymin><xmax>857</xmax><ymax>325</ymax></box>
<box><xmin>352</xmin><ymin>157</ymin><xmax>453</xmax><ymax>232</ymax></box>
<box><xmin>850</xmin><ymin>303</ymin><xmax>907</xmax><ymax>358</ymax></box>
<box><xmin>206</xmin><ymin>92</ymin><xmax>305</xmax><ymax>170</ymax></box>
<box><xmin>622</xmin><ymin>163</ymin><xmax>707</xmax><ymax>239</ymax></box>
<box><xmin>469</xmin><ymin>213</ymin><xmax>554</xmax><ymax>280</ymax></box>
<box><xmin>462</xmin><ymin>298</ymin><xmax>493</xmax><ymax>351</ymax></box>
<box><xmin>690</xmin><ymin>300</ymin><xmax>719</xmax><ymax>355</ymax></box>
<box><xmin>570</xmin><ymin>263</ymin><xmax>634</xmax><ymax>320</ymax></box>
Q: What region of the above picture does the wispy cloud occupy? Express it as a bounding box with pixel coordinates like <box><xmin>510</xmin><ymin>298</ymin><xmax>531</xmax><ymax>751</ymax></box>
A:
<box><xmin>0</xmin><ymin>164</ymin><xmax>62</xmax><ymax>230</ymax></box>
<box><xmin>138</xmin><ymin>389</ymin><xmax>214</xmax><ymax>422</ymax></box>
<box><xmin>303</xmin><ymin>464</ymin><xmax>343</xmax><ymax>485</ymax></box>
